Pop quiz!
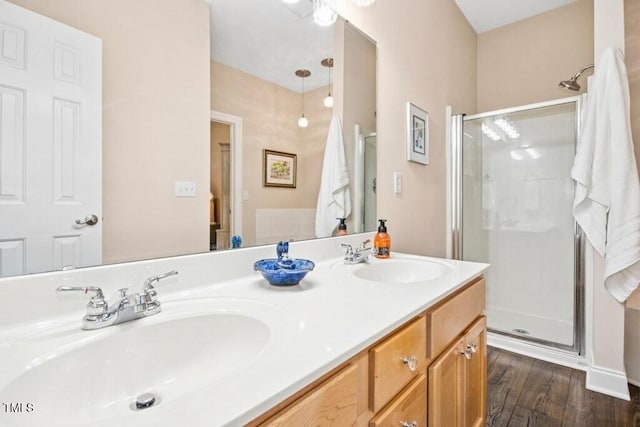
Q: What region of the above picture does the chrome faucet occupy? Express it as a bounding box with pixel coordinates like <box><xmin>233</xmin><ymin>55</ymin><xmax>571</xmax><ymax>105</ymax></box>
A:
<box><xmin>342</xmin><ymin>240</ymin><xmax>372</xmax><ymax>264</ymax></box>
<box><xmin>57</xmin><ymin>270</ymin><xmax>178</xmax><ymax>330</ymax></box>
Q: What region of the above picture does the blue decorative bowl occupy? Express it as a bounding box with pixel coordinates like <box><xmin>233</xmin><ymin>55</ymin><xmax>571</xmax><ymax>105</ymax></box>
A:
<box><xmin>254</xmin><ymin>258</ymin><xmax>315</xmax><ymax>286</ymax></box>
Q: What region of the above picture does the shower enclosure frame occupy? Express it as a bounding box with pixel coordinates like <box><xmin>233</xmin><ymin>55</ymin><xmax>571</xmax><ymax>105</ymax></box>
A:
<box><xmin>449</xmin><ymin>96</ymin><xmax>585</xmax><ymax>355</ymax></box>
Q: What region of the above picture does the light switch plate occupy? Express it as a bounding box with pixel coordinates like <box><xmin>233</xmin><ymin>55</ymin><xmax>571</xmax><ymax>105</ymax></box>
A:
<box><xmin>175</xmin><ymin>181</ymin><xmax>196</xmax><ymax>197</ymax></box>
<box><xmin>393</xmin><ymin>172</ymin><xmax>402</xmax><ymax>194</ymax></box>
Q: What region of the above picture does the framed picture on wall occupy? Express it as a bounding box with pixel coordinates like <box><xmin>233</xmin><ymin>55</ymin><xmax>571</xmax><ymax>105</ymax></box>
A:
<box><xmin>406</xmin><ymin>102</ymin><xmax>429</xmax><ymax>165</ymax></box>
<box><xmin>263</xmin><ymin>149</ymin><xmax>297</xmax><ymax>188</ymax></box>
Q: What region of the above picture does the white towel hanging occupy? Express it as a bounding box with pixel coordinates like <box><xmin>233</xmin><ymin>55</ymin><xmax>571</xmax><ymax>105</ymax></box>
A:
<box><xmin>571</xmin><ymin>48</ymin><xmax>640</xmax><ymax>302</ymax></box>
<box><xmin>315</xmin><ymin>115</ymin><xmax>352</xmax><ymax>238</ymax></box>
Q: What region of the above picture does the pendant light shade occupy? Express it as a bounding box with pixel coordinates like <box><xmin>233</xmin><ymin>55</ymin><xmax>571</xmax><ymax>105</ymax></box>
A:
<box><xmin>296</xmin><ymin>69</ymin><xmax>311</xmax><ymax>128</ymax></box>
<box><xmin>321</xmin><ymin>57</ymin><xmax>334</xmax><ymax>109</ymax></box>
<box><xmin>313</xmin><ymin>0</ymin><xmax>337</xmax><ymax>26</ymax></box>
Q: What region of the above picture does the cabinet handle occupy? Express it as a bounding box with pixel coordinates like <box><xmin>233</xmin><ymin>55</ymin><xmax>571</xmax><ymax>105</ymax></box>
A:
<box><xmin>400</xmin><ymin>421</ymin><xmax>418</xmax><ymax>427</ymax></box>
<box><xmin>401</xmin><ymin>355</ymin><xmax>417</xmax><ymax>371</ymax></box>
<box><xmin>460</xmin><ymin>344</ymin><xmax>477</xmax><ymax>360</ymax></box>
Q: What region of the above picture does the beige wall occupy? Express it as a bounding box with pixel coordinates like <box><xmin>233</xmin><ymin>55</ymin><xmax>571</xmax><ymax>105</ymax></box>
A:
<box><xmin>477</xmin><ymin>0</ymin><xmax>594</xmax><ymax>112</ymax></box>
<box><xmin>625</xmin><ymin>0</ymin><xmax>640</xmax><ymax>386</ymax></box>
<box><xmin>9</xmin><ymin>0</ymin><xmax>211</xmax><ymax>264</ymax></box>
<box><xmin>327</xmin><ymin>0</ymin><xmax>477</xmax><ymax>257</ymax></box>
<box><xmin>626</xmin><ymin>0</ymin><xmax>640</xmax><ymax>173</ymax></box>
<box><xmin>211</xmin><ymin>61</ymin><xmax>330</xmax><ymax>246</ymax></box>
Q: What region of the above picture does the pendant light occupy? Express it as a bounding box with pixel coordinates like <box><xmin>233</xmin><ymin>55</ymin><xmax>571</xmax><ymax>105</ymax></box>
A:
<box><xmin>313</xmin><ymin>0</ymin><xmax>337</xmax><ymax>26</ymax></box>
<box><xmin>352</xmin><ymin>0</ymin><xmax>375</xmax><ymax>5</ymax></box>
<box><xmin>296</xmin><ymin>69</ymin><xmax>311</xmax><ymax>128</ymax></box>
<box><xmin>321</xmin><ymin>58</ymin><xmax>334</xmax><ymax>108</ymax></box>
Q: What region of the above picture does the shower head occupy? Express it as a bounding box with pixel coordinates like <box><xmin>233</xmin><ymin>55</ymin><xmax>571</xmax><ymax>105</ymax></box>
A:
<box><xmin>559</xmin><ymin>78</ymin><xmax>582</xmax><ymax>91</ymax></box>
<box><xmin>558</xmin><ymin>64</ymin><xmax>594</xmax><ymax>91</ymax></box>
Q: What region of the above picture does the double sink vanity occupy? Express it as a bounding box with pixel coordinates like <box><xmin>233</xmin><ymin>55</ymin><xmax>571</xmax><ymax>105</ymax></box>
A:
<box><xmin>0</xmin><ymin>234</ymin><xmax>488</xmax><ymax>426</ymax></box>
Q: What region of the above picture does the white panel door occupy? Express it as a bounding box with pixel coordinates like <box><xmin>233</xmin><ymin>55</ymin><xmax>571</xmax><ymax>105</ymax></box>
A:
<box><xmin>0</xmin><ymin>0</ymin><xmax>102</xmax><ymax>276</ymax></box>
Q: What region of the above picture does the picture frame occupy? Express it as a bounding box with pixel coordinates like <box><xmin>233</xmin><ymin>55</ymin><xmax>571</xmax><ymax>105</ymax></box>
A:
<box><xmin>406</xmin><ymin>102</ymin><xmax>429</xmax><ymax>165</ymax></box>
<box><xmin>263</xmin><ymin>149</ymin><xmax>297</xmax><ymax>188</ymax></box>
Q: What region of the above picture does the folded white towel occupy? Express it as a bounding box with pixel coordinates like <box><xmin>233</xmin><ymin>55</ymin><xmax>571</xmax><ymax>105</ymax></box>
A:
<box><xmin>571</xmin><ymin>48</ymin><xmax>640</xmax><ymax>302</ymax></box>
<box><xmin>315</xmin><ymin>115</ymin><xmax>352</xmax><ymax>238</ymax></box>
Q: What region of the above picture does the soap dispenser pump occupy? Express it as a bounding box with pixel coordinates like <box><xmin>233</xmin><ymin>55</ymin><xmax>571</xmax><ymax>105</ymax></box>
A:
<box><xmin>336</xmin><ymin>218</ymin><xmax>348</xmax><ymax>236</ymax></box>
<box><xmin>374</xmin><ymin>219</ymin><xmax>391</xmax><ymax>259</ymax></box>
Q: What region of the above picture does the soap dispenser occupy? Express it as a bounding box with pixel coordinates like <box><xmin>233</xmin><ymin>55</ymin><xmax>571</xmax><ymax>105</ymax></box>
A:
<box><xmin>374</xmin><ymin>219</ymin><xmax>391</xmax><ymax>259</ymax></box>
<box><xmin>336</xmin><ymin>218</ymin><xmax>348</xmax><ymax>236</ymax></box>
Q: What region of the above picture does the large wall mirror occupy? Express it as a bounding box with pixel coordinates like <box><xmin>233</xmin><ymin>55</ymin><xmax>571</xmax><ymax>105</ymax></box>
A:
<box><xmin>0</xmin><ymin>0</ymin><xmax>376</xmax><ymax>278</ymax></box>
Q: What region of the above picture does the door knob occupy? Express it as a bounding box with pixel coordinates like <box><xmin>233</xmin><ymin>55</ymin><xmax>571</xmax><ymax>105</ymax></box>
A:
<box><xmin>75</xmin><ymin>214</ymin><xmax>99</xmax><ymax>226</ymax></box>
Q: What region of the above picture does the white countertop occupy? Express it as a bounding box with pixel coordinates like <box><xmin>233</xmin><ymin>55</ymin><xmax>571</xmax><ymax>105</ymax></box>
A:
<box><xmin>0</xmin><ymin>239</ymin><xmax>488</xmax><ymax>427</ymax></box>
<box><xmin>158</xmin><ymin>253</ymin><xmax>487</xmax><ymax>426</ymax></box>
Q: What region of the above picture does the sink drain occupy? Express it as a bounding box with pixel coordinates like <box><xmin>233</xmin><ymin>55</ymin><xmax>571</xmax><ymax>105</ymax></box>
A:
<box><xmin>512</xmin><ymin>328</ymin><xmax>530</xmax><ymax>335</ymax></box>
<box><xmin>130</xmin><ymin>392</ymin><xmax>160</xmax><ymax>411</ymax></box>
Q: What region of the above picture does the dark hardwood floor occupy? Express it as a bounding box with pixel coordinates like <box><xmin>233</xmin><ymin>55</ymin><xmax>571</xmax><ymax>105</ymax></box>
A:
<box><xmin>486</xmin><ymin>347</ymin><xmax>640</xmax><ymax>426</ymax></box>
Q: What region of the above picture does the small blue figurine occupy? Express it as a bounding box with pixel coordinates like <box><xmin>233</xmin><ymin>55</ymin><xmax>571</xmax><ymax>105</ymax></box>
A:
<box><xmin>231</xmin><ymin>235</ymin><xmax>242</xmax><ymax>249</ymax></box>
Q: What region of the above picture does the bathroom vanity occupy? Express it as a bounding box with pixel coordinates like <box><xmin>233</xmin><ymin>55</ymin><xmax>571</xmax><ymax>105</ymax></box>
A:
<box><xmin>249</xmin><ymin>276</ymin><xmax>486</xmax><ymax>427</ymax></box>
<box><xmin>0</xmin><ymin>234</ymin><xmax>488</xmax><ymax>427</ymax></box>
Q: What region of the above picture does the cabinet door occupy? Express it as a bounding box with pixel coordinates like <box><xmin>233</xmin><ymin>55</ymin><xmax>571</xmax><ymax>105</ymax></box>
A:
<box><xmin>261</xmin><ymin>364</ymin><xmax>358</xmax><ymax>426</ymax></box>
<box><xmin>428</xmin><ymin>337</ymin><xmax>465</xmax><ymax>427</ymax></box>
<box><xmin>462</xmin><ymin>316</ymin><xmax>486</xmax><ymax>427</ymax></box>
<box><xmin>369</xmin><ymin>375</ymin><xmax>427</xmax><ymax>427</ymax></box>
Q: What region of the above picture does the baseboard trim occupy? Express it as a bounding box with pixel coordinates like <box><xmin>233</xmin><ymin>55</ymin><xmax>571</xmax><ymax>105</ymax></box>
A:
<box><xmin>586</xmin><ymin>365</ymin><xmax>631</xmax><ymax>400</ymax></box>
<box><xmin>487</xmin><ymin>332</ymin><xmax>587</xmax><ymax>371</ymax></box>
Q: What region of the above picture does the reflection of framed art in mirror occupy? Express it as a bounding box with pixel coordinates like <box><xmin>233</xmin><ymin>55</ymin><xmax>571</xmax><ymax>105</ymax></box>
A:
<box><xmin>263</xmin><ymin>150</ymin><xmax>297</xmax><ymax>188</ymax></box>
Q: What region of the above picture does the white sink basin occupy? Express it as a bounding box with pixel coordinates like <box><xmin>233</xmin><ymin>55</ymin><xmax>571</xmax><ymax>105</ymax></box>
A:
<box><xmin>0</xmin><ymin>298</ymin><xmax>285</xmax><ymax>427</ymax></box>
<box><xmin>352</xmin><ymin>258</ymin><xmax>452</xmax><ymax>284</ymax></box>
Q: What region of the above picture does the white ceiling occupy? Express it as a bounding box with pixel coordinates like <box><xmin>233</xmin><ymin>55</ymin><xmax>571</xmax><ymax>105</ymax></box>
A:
<box><xmin>209</xmin><ymin>0</ymin><xmax>578</xmax><ymax>92</ymax></box>
<box><xmin>454</xmin><ymin>0</ymin><xmax>578</xmax><ymax>33</ymax></box>
<box><xmin>209</xmin><ymin>0</ymin><xmax>334</xmax><ymax>93</ymax></box>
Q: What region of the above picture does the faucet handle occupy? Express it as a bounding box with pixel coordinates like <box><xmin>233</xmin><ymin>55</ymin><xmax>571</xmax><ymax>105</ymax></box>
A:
<box><xmin>56</xmin><ymin>286</ymin><xmax>107</xmax><ymax>316</ymax></box>
<box><xmin>142</xmin><ymin>270</ymin><xmax>178</xmax><ymax>304</ymax></box>
<box><xmin>359</xmin><ymin>239</ymin><xmax>371</xmax><ymax>250</ymax></box>
<box><xmin>341</xmin><ymin>243</ymin><xmax>354</xmax><ymax>255</ymax></box>
<box><xmin>143</xmin><ymin>270</ymin><xmax>179</xmax><ymax>291</ymax></box>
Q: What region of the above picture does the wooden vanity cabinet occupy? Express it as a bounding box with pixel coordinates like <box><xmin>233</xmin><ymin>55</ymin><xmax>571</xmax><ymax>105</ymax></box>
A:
<box><xmin>428</xmin><ymin>316</ymin><xmax>486</xmax><ymax>427</ymax></box>
<box><xmin>369</xmin><ymin>316</ymin><xmax>427</xmax><ymax>413</ymax></box>
<box><xmin>259</xmin><ymin>364</ymin><xmax>358</xmax><ymax>426</ymax></box>
<box><xmin>248</xmin><ymin>277</ymin><xmax>486</xmax><ymax>427</ymax></box>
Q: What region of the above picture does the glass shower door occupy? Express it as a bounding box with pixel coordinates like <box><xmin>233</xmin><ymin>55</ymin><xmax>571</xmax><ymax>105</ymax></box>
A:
<box><xmin>458</xmin><ymin>98</ymin><xmax>582</xmax><ymax>352</ymax></box>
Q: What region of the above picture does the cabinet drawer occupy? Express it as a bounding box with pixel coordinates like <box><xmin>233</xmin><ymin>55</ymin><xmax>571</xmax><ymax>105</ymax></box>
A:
<box><xmin>370</xmin><ymin>316</ymin><xmax>426</xmax><ymax>413</ymax></box>
<box><xmin>260</xmin><ymin>364</ymin><xmax>358</xmax><ymax>426</ymax></box>
<box><xmin>427</xmin><ymin>278</ymin><xmax>485</xmax><ymax>360</ymax></box>
<box><xmin>369</xmin><ymin>375</ymin><xmax>427</xmax><ymax>427</ymax></box>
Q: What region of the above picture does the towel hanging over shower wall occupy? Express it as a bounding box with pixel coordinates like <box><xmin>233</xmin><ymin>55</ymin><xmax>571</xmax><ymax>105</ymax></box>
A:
<box><xmin>315</xmin><ymin>115</ymin><xmax>352</xmax><ymax>238</ymax></box>
<box><xmin>571</xmin><ymin>48</ymin><xmax>640</xmax><ymax>303</ymax></box>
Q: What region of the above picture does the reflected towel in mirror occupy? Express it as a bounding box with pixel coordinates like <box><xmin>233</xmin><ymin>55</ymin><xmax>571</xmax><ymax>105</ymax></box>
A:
<box><xmin>315</xmin><ymin>115</ymin><xmax>351</xmax><ymax>237</ymax></box>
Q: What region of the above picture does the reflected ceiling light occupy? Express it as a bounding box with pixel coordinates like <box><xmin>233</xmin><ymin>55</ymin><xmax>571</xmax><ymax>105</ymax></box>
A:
<box><xmin>525</xmin><ymin>148</ymin><xmax>541</xmax><ymax>159</ymax></box>
<box><xmin>352</xmin><ymin>0</ymin><xmax>376</xmax><ymax>5</ymax></box>
<box><xmin>313</xmin><ymin>0</ymin><xmax>337</xmax><ymax>26</ymax></box>
<box><xmin>296</xmin><ymin>69</ymin><xmax>311</xmax><ymax>128</ymax></box>
<box><xmin>481</xmin><ymin>123</ymin><xmax>501</xmax><ymax>141</ymax></box>
<box><xmin>321</xmin><ymin>57</ymin><xmax>334</xmax><ymax>108</ymax></box>
<box><xmin>510</xmin><ymin>150</ymin><xmax>524</xmax><ymax>161</ymax></box>
<box><xmin>494</xmin><ymin>117</ymin><xmax>519</xmax><ymax>139</ymax></box>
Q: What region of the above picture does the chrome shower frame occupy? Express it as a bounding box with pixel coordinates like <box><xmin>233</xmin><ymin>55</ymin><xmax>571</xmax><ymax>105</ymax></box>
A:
<box><xmin>449</xmin><ymin>96</ymin><xmax>585</xmax><ymax>356</ymax></box>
